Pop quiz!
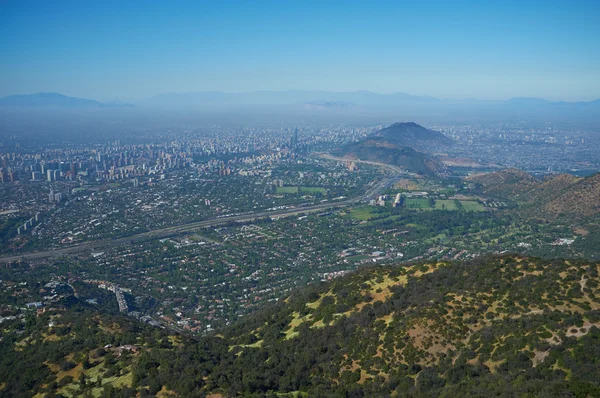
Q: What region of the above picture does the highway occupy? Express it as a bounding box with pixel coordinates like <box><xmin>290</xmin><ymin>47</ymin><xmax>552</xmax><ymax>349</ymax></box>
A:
<box><xmin>0</xmin><ymin>158</ymin><xmax>402</xmax><ymax>264</ymax></box>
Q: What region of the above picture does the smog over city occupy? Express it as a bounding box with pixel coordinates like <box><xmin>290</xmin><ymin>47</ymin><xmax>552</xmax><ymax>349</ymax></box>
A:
<box><xmin>1</xmin><ymin>1</ymin><xmax>599</xmax><ymax>397</ymax></box>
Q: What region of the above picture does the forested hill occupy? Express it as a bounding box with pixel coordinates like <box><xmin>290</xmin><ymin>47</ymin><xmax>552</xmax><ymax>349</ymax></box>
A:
<box><xmin>2</xmin><ymin>255</ymin><xmax>600</xmax><ymax>397</ymax></box>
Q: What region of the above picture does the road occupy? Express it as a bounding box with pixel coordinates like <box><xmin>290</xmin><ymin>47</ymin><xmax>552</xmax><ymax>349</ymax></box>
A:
<box><xmin>0</xmin><ymin>157</ymin><xmax>402</xmax><ymax>264</ymax></box>
<box><xmin>115</xmin><ymin>288</ymin><xmax>128</xmax><ymax>313</ymax></box>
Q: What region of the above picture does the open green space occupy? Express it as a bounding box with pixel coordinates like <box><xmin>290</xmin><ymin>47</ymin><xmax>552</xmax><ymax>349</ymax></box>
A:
<box><xmin>346</xmin><ymin>254</ymin><xmax>370</xmax><ymax>262</ymax></box>
<box><xmin>345</xmin><ymin>206</ymin><xmax>377</xmax><ymax>220</ymax></box>
<box><xmin>276</xmin><ymin>186</ymin><xmax>299</xmax><ymax>194</ymax></box>
<box><xmin>300</xmin><ymin>186</ymin><xmax>326</xmax><ymax>194</ymax></box>
<box><xmin>276</xmin><ymin>186</ymin><xmax>327</xmax><ymax>194</ymax></box>
<box><xmin>434</xmin><ymin>200</ymin><xmax>459</xmax><ymax>211</ymax></box>
<box><xmin>404</xmin><ymin>198</ymin><xmax>485</xmax><ymax>212</ymax></box>
<box><xmin>460</xmin><ymin>200</ymin><xmax>486</xmax><ymax>212</ymax></box>
<box><xmin>405</xmin><ymin>198</ymin><xmax>431</xmax><ymax>209</ymax></box>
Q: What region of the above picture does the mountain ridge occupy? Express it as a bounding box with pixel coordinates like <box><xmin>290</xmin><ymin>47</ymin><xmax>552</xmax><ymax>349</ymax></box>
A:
<box><xmin>0</xmin><ymin>92</ymin><xmax>133</xmax><ymax>108</ymax></box>
<box><xmin>3</xmin><ymin>255</ymin><xmax>600</xmax><ymax>397</ymax></box>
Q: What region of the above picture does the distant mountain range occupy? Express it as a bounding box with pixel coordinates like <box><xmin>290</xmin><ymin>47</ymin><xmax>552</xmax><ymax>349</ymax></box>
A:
<box><xmin>333</xmin><ymin>122</ymin><xmax>450</xmax><ymax>175</ymax></box>
<box><xmin>303</xmin><ymin>101</ymin><xmax>358</xmax><ymax>110</ymax></box>
<box><xmin>1</xmin><ymin>91</ymin><xmax>598</xmax><ymax>110</ymax></box>
<box><xmin>140</xmin><ymin>91</ymin><xmax>600</xmax><ymax>109</ymax></box>
<box><xmin>141</xmin><ymin>90</ymin><xmax>441</xmax><ymax>108</ymax></box>
<box><xmin>2</xmin><ymin>92</ymin><xmax>599</xmax><ymax>125</ymax></box>
<box><xmin>0</xmin><ymin>92</ymin><xmax>133</xmax><ymax>108</ymax></box>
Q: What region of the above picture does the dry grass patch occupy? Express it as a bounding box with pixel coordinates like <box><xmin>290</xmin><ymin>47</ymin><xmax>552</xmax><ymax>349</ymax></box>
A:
<box><xmin>157</xmin><ymin>385</ymin><xmax>178</xmax><ymax>397</ymax></box>
<box><xmin>407</xmin><ymin>321</ymin><xmax>455</xmax><ymax>359</ymax></box>
<box><xmin>57</xmin><ymin>362</ymin><xmax>83</xmax><ymax>382</ymax></box>
<box><xmin>306</xmin><ymin>292</ymin><xmax>334</xmax><ymax>309</ymax></box>
<box><xmin>284</xmin><ymin>311</ymin><xmax>312</xmax><ymax>340</ymax></box>
<box><xmin>484</xmin><ymin>358</ymin><xmax>504</xmax><ymax>373</ymax></box>
<box><xmin>43</xmin><ymin>361</ymin><xmax>61</xmax><ymax>373</ymax></box>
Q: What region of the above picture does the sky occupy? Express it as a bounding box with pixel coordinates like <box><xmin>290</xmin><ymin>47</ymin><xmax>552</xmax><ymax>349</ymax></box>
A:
<box><xmin>1</xmin><ymin>0</ymin><xmax>599</xmax><ymax>101</ymax></box>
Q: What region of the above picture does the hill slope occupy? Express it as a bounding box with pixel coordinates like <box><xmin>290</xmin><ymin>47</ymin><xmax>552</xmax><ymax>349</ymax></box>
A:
<box><xmin>469</xmin><ymin>169</ymin><xmax>600</xmax><ymax>219</ymax></box>
<box><xmin>334</xmin><ymin>122</ymin><xmax>448</xmax><ymax>175</ymax></box>
<box><xmin>4</xmin><ymin>255</ymin><xmax>600</xmax><ymax>397</ymax></box>
<box><xmin>198</xmin><ymin>255</ymin><xmax>600</xmax><ymax>397</ymax></box>
<box><xmin>335</xmin><ymin>137</ymin><xmax>445</xmax><ymax>175</ymax></box>
<box><xmin>468</xmin><ymin>168</ymin><xmax>541</xmax><ymax>199</ymax></box>
<box><xmin>372</xmin><ymin>122</ymin><xmax>453</xmax><ymax>150</ymax></box>
<box><xmin>540</xmin><ymin>173</ymin><xmax>600</xmax><ymax>218</ymax></box>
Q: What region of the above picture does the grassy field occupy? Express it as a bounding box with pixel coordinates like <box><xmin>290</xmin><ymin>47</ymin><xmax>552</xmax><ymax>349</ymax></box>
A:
<box><xmin>405</xmin><ymin>198</ymin><xmax>485</xmax><ymax>212</ymax></box>
<box><xmin>405</xmin><ymin>198</ymin><xmax>431</xmax><ymax>209</ymax></box>
<box><xmin>346</xmin><ymin>206</ymin><xmax>377</xmax><ymax>220</ymax></box>
<box><xmin>276</xmin><ymin>186</ymin><xmax>326</xmax><ymax>194</ymax></box>
<box><xmin>276</xmin><ymin>186</ymin><xmax>299</xmax><ymax>194</ymax></box>
<box><xmin>300</xmin><ymin>186</ymin><xmax>326</xmax><ymax>194</ymax></box>
<box><xmin>346</xmin><ymin>254</ymin><xmax>371</xmax><ymax>262</ymax></box>
<box><xmin>460</xmin><ymin>201</ymin><xmax>486</xmax><ymax>212</ymax></box>
<box><xmin>395</xmin><ymin>179</ymin><xmax>422</xmax><ymax>191</ymax></box>
<box><xmin>434</xmin><ymin>200</ymin><xmax>459</xmax><ymax>211</ymax></box>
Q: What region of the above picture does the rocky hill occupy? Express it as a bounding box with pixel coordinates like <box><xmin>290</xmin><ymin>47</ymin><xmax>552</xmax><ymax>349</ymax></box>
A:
<box><xmin>469</xmin><ymin>169</ymin><xmax>600</xmax><ymax>219</ymax></box>
<box><xmin>2</xmin><ymin>255</ymin><xmax>600</xmax><ymax>397</ymax></box>
<box><xmin>335</xmin><ymin>137</ymin><xmax>445</xmax><ymax>175</ymax></box>
<box><xmin>467</xmin><ymin>168</ymin><xmax>540</xmax><ymax>200</ymax></box>
<box><xmin>333</xmin><ymin>122</ymin><xmax>448</xmax><ymax>175</ymax></box>
<box><xmin>371</xmin><ymin>122</ymin><xmax>453</xmax><ymax>150</ymax></box>
<box><xmin>538</xmin><ymin>173</ymin><xmax>600</xmax><ymax>218</ymax></box>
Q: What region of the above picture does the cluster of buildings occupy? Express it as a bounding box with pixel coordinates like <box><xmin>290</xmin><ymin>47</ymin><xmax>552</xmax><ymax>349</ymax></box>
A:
<box><xmin>16</xmin><ymin>212</ymin><xmax>41</xmax><ymax>235</ymax></box>
<box><xmin>434</xmin><ymin>123</ymin><xmax>599</xmax><ymax>174</ymax></box>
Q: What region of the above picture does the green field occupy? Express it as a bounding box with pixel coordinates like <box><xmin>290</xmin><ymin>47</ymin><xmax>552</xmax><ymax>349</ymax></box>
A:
<box><xmin>404</xmin><ymin>198</ymin><xmax>485</xmax><ymax>212</ymax></box>
<box><xmin>346</xmin><ymin>206</ymin><xmax>377</xmax><ymax>220</ymax></box>
<box><xmin>300</xmin><ymin>186</ymin><xmax>326</xmax><ymax>194</ymax></box>
<box><xmin>405</xmin><ymin>198</ymin><xmax>431</xmax><ymax>209</ymax></box>
<box><xmin>460</xmin><ymin>201</ymin><xmax>486</xmax><ymax>212</ymax></box>
<box><xmin>276</xmin><ymin>186</ymin><xmax>299</xmax><ymax>194</ymax></box>
<box><xmin>276</xmin><ymin>186</ymin><xmax>326</xmax><ymax>194</ymax></box>
<box><xmin>434</xmin><ymin>200</ymin><xmax>459</xmax><ymax>211</ymax></box>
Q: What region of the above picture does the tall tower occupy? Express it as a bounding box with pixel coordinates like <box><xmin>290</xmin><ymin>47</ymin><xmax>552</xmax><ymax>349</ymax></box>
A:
<box><xmin>290</xmin><ymin>128</ymin><xmax>299</xmax><ymax>150</ymax></box>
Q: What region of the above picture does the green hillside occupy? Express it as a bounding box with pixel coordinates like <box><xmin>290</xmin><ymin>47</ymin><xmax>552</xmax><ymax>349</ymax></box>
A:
<box><xmin>3</xmin><ymin>255</ymin><xmax>600</xmax><ymax>397</ymax></box>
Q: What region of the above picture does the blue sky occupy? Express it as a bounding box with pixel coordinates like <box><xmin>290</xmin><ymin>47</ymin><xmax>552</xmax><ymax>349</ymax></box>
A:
<box><xmin>1</xmin><ymin>0</ymin><xmax>599</xmax><ymax>101</ymax></box>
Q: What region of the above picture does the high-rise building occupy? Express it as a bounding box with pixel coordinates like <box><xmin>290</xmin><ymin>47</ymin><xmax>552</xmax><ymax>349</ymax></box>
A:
<box><xmin>290</xmin><ymin>128</ymin><xmax>299</xmax><ymax>149</ymax></box>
